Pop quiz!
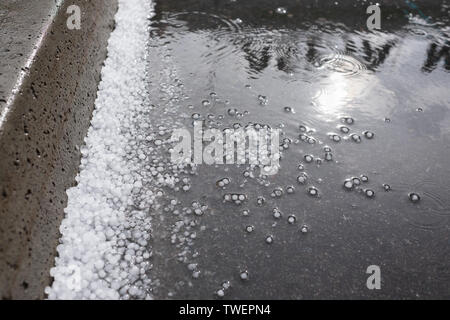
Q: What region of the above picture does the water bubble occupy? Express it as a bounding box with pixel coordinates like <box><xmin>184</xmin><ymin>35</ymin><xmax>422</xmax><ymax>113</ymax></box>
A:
<box><xmin>287</xmin><ymin>215</ymin><xmax>296</xmax><ymax>224</ymax></box>
<box><xmin>360</xmin><ymin>175</ymin><xmax>369</xmax><ymax>183</ymax></box>
<box><xmin>192</xmin><ymin>113</ymin><xmax>201</xmax><ymax>120</ymax></box>
<box><xmin>304</xmin><ymin>155</ymin><xmax>314</xmax><ymax>163</ymax></box>
<box><xmin>323</xmin><ymin>146</ymin><xmax>332</xmax><ymax>153</ymax></box>
<box><xmin>324</xmin><ymin>152</ymin><xmax>333</xmax><ymax>161</ymax></box>
<box><xmin>408</xmin><ymin>192</ymin><xmax>421</xmax><ymax>203</ymax></box>
<box><xmin>352</xmin><ymin>177</ymin><xmax>361</xmax><ymax>185</ymax></box>
<box><xmin>281</xmin><ymin>138</ymin><xmax>291</xmax><ymax>149</ymax></box>
<box><xmin>364</xmin><ymin>189</ymin><xmax>375</xmax><ymax>198</ymax></box>
<box><xmin>276</xmin><ymin>7</ymin><xmax>287</xmax><ymax>14</ymax></box>
<box><xmin>265</xmin><ymin>235</ymin><xmax>274</xmax><ymax>244</ymax></box>
<box><xmin>240</xmin><ymin>270</ymin><xmax>249</xmax><ymax>281</ymax></box>
<box><xmin>227</xmin><ymin>108</ymin><xmax>237</xmax><ymax>116</ymax></box>
<box><xmin>341</xmin><ymin>116</ymin><xmax>354</xmax><ymax>125</ymax></box>
<box><xmin>263</xmin><ymin>165</ymin><xmax>276</xmax><ymax>174</ymax></box>
<box><xmin>307</xmin><ymin>137</ymin><xmax>316</xmax><ymax>144</ymax></box>
<box><xmin>258</xmin><ymin>95</ymin><xmax>268</xmax><ymax>105</ymax></box>
<box><xmin>298</xmin><ymin>164</ymin><xmax>305</xmax><ymax>171</ymax></box>
<box><xmin>286</xmin><ymin>186</ymin><xmax>295</xmax><ymax>194</ymax></box>
<box><xmin>297</xmin><ymin>173</ymin><xmax>308</xmax><ymax>184</ymax></box>
<box><xmin>350</xmin><ymin>134</ymin><xmax>361</xmax><ymax>143</ymax></box>
<box><xmin>256</xmin><ymin>196</ymin><xmax>266</xmax><ymax>206</ymax></box>
<box><xmin>217</xmin><ymin>289</ymin><xmax>225</xmax><ymax>297</ymax></box>
<box><xmin>245</xmin><ymin>225</ymin><xmax>254</xmax><ymax>233</ymax></box>
<box><xmin>416</xmin><ymin>107</ymin><xmax>423</xmax><ymax>112</ymax></box>
<box><xmin>194</xmin><ymin>207</ymin><xmax>204</xmax><ymax>216</ymax></box>
<box><xmin>344</xmin><ymin>179</ymin><xmax>354</xmax><ymax>190</ymax></box>
<box><xmin>384</xmin><ymin>117</ymin><xmax>391</xmax><ymax>123</ymax></box>
<box><xmin>307</xmin><ymin>186</ymin><xmax>319</xmax><ymax>197</ymax></box>
<box><xmin>383</xmin><ymin>184</ymin><xmax>391</xmax><ymax>191</ymax></box>
<box><xmin>329</xmin><ymin>133</ymin><xmax>341</xmax><ymax>142</ymax></box>
<box><xmin>300</xmin><ymin>225</ymin><xmax>309</xmax><ymax>234</ymax></box>
<box><xmin>224</xmin><ymin>193</ymin><xmax>247</xmax><ymax>205</ymax></box>
<box><xmin>202</xmin><ymin>100</ymin><xmax>211</xmax><ymax>107</ymax></box>
<box><xmin>232</xmin><ymin>123</ymin><xmax>242</xmax><ymax>130</ymax></box>
<box><xmin>363</xmin><ymin>131</ymin><xmax>375</xmax><ymax>139</ymax></box>
<box><xmin>284</xmin><ymin>106</ymin><xmax>294</xmax><ymax>113</ymax></box>
<box><xmin>273</xmin><ymin>208</ymin><xmax>283</xmax><ymax>219</ymax></box>
<box><xmin>271</xmin><ymin>187</ymin><xmax>284</xmax><ymax>198</ymax></box>
<box><xmin>217</xmin><ymin>178</ymin><xmax>231</xmax><ymax>188</ymax></box>
<box><xmin>222</xmin><ymin>281</ymin><xmax>231</xmax><ymax>290</ymax></box>
<box><xmin>339</xmin><ymin>126</ymin><xmax>350</xmax><ymax>134</ymax></box>
<box><xmin>242</xmin><ymin>209</ymin><xmax>250</xmax><ymax>216</ymax></box>
<box><xmin>299</xmin><ymin>125</ymin><xmax>307</xmax><ymax>132</ymax></box>
<box><xmin>299</xmin><ymin>134</ymin><xmax>308</xmax><ymax>142</ymax></box>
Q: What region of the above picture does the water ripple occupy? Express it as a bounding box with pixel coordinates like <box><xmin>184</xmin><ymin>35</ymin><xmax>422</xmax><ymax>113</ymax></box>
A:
<box><xmin>313</xmin><ymin>52</ymin><xmax>367</xmax><ymax>77</ymax></box>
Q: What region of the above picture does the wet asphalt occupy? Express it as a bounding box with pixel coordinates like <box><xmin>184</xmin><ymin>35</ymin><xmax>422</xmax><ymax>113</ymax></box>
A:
<box><xmin>139</xmin><ymin>0</ymin><xmax>450</xmax><ymax>299</ymax></box>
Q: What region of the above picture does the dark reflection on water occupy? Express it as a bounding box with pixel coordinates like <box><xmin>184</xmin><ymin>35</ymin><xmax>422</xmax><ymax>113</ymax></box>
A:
<box><xmin>152</xmin><ymin>0</ymin><xmax>450</xmax><ymax>76</ymax></box>
<box><xmin>423</xmin><ymin>42</ymin><xmax>450</xmax><ymax>72</ymax></box>
<box><xmin>145</xmin><ymin>0</ymin><xmax>450</xmax><ymax>299</ymax></box>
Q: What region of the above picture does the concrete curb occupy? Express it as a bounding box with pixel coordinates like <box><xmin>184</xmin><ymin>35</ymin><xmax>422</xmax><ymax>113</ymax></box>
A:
<box><xmin>0</xmin><ymin>0</ymin><xmax>118</xmax><ymax>299</ymax></box>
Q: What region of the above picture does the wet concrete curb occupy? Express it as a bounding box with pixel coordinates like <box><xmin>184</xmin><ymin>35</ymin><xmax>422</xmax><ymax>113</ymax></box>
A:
<box><xmin>0</xmin><ymin>0</ymin><xmax>118</xmax><ymax>299</ymax></box>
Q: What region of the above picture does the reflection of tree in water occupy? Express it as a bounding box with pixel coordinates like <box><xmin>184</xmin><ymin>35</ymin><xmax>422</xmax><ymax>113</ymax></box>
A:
<box><xmin>422</xmin><ymin>42</ymin><xmax>450</xmax><ymax>72</ymax></box>
<box><xmin>362</xmin><ymin>39</ymin><xmax>397</xmax><ymax>70</ymax></box>
<box><xmin>242</xmin><ymin>41</ymin><xmax>299</xmax><ymax>75</ymax></box>
<box><xmin>240</xmin><ymin>34</ymin><xmax>449</xmax><ymax>75</ymax></box>
<box><xmin>303</xmin><ymin>37</ymin><xmax>398</xmax><ymax>72</ymax></box>
<box><xmin>241</xmin><ymin>42</ymin><xmax>271</xmax><ymax>75</ymax></box>
<box><xmin>152</xmin><ymin>1</ymin><xmax>450</xmax><ymax>76</ymax></box>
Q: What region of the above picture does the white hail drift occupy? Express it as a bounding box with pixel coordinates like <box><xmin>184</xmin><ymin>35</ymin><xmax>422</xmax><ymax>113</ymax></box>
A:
<box><xmin>46</xmin><ymin>0</ymin><xmax>154</xmax><ymax>300</ymax></box>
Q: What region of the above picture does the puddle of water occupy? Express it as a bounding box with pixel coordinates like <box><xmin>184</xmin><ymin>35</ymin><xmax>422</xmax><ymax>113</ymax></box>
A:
<box><xmin>139</xmin><ymin>0</ymin><xmax>450</xmax><ymax>299</ymax></box>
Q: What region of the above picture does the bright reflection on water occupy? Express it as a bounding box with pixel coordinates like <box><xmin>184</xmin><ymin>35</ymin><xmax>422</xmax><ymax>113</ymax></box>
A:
<box><xmin>143</xmin><ymin>0</ymin><xmax>450</xmax><ymax>299</ymax></box>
